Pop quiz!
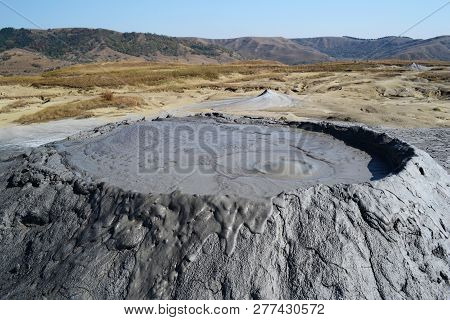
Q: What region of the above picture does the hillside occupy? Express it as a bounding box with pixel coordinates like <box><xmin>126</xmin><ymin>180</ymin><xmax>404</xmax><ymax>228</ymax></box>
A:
<box><xmin>193</xmin><ymin>37</ymin><xmax>332</xmax><ymax>64</ymax></box>
<box><xmin>389</xmin><ymin>36</ymin><xmax>450</xmax><ymax>61</ymax></box>
<box><xmin>0</xmin><ymin>28</ymin><xmax>238</xmax><ymax>65</ymax></box>
<box><xmin>292</xmin><ymin>36</ymin><xmax>450</xmax><ymax>60</ymax></box>
<box><xmin>0</xmin><ymin>28</ymin><xmax>449</xmax><ymax>74</ymax></box>
<box><xmin>0</xmin><ymin>48</ymin><xmax>70</xmax><ymax>75</ymax></box>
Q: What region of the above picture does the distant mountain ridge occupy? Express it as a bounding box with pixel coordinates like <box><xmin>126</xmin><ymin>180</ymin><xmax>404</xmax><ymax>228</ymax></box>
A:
<box><xmin>292</xmin><ymin>36</ymin><xmax>450</xmax><ymax>61</ymax></box>
<box><xmin>191</xmin><ymin>37</ymin><xmax>332</xmax><ymax>64</ymax></box>
<box><xmin>0</xmin><ymin>28</ymin><xmax>448</xmax><ymax>71</ymax></box>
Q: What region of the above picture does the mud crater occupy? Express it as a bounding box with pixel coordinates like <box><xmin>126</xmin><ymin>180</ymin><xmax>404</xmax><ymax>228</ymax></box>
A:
<box><xmin>54</xmin><ymin>115</ymin><xmax>393</xmax><ymax>199</ymax></box>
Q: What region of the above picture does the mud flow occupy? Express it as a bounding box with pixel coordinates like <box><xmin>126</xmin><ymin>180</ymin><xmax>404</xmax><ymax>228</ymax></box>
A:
<box><xmin>54</xmin><ymin>117</ymin><xmax>391</xmax><ymax>199</ymax></box>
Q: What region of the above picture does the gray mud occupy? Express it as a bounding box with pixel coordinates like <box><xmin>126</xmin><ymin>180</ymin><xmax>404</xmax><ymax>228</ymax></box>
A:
<box><xmin>53</xmin><ymin>117</ymin><xmax>391</xmax><ymax>199</ymax></box>
<box><xmin>0</xmin><ymin>117</ymin><xmax>120</xmax><ymax>161</ymax></box>
<box><xmin>0</xmin><ymin>114</ymin><xmax>448</xmax><ymax>300</ymax></box>
<box><xmin>178</xmin><ymin>89</ymin><xmax>298</xmax><ymax>114</ymax></box>
<box><xmin>381</xmin><ymin>127</ymin><xmax>450</xmax><ymax>173</ymax></box>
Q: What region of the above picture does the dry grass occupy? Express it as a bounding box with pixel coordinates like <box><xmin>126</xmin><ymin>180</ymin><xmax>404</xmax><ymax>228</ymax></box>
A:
<box><xmin>1</xmin><ymin>59</ymin><xmax>448</xmax><ymax>128</ymax></box>
<box><xmin>418</xmin><ymin>71</ymin><xmax>450</xmax><ymax>82</ymax></box>
<box><xmin>0</xmin><ymin>100</ymin><xmax>27</xmax><ymax>113</ymax></box>
<box><xmin>3</xmin><ymin>60</ymin><xmax>447</xmax><ymax>90</ymax></box>
<box><xmin>17</xmin><ymin>94</ymin><xmax>144</xmax><ymax>124</ymax></box>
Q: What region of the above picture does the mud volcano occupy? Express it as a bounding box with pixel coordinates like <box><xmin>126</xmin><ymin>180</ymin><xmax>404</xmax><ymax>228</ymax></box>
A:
<box><xmin>54</xmin><ymin>116</ymin><xmax>390</xmax><ymax>199</ymax></box>
<box><xmin>0</xmin><ymin>114</ymin><xmax>448</xmax><ymax>299</ymax></box>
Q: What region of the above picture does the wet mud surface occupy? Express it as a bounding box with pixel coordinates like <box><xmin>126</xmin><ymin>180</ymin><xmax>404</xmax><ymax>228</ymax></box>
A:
<box><xmin>54</xmin><ymin>117</ymin><xmax>392</xmax><ymax>199</ymax></box>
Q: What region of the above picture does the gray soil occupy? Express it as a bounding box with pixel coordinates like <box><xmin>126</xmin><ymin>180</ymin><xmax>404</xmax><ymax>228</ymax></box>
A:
<box><xmin>0</xmin><ymin>114</ymin><xmax>448</xmax><ymax>299</ymax></box>
<box><xmin>181</xmin><ymin>89</ymin><xmax>297</xmax><ymax>113</ymax></box>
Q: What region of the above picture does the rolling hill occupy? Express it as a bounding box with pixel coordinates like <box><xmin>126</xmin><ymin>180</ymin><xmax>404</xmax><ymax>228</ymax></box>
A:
<box><xmin>0</xmin><ymin>28</ymin><xmax>448</xmax><ymax>74</ymax></box>
<box><xmin>292</xmin><ymin>36</ymin><xmax>450</xmax><ymax>61</ymax></box>
<box><xmin>0</xmin><ymin>27</ymin><xmax>238</xmax><ymax>64</ymax></box>
<box><xmin>191</xmin><ymin>37</ymin><xmax>332</xmax><ymax>64</ymax></box>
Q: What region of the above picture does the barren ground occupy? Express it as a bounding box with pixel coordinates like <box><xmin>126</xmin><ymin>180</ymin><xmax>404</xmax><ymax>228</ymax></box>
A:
<box><xmin>0</xmin><ymin>62</ymin><xmax>449</xmax><ymax>300</ymax></box>
<box><xmin>0</xmin><ymin>61</ymin><xmax>449</xmax><ymax>171</ymax></box>
<box><xmin>0</xmin><ymin>61</ymin><xmax>448</xmax><ymax>128</ymax></box>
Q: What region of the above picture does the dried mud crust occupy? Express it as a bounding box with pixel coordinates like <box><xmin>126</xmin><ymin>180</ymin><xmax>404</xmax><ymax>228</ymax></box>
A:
<box><xmin>0</xmin><ymin>114</ymin><xmax>448</xmax><ymax>299</ymax></box>
<box><xmin>380</xmin><ymin>127</ymin><xmax>450</xmax><ymax>173</ymax></box>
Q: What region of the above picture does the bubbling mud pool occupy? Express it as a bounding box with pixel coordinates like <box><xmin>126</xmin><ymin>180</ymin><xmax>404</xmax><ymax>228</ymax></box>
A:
<box><xmin>53</xmin><ymin>116</ymin><xmax>392</xmax><ymax>199</ymax></box>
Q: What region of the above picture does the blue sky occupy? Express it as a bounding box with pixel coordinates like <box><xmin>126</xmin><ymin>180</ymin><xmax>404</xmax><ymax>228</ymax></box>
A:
<box><xmin>0</xmin><ymin>0</ymin><xmax>448</xmax><ymax>39</ymax></box>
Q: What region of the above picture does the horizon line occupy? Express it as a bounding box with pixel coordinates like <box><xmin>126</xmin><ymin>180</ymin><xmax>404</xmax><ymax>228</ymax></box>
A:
<box><xmin>1</xmin><ymin>26</ymin><xmax>449</xmax><ymax>40</ymax></box>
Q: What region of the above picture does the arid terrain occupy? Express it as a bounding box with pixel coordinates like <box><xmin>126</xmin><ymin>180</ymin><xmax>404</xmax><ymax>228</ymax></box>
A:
<box><xmin>0</xmin><ymin>58</ymin><xmax>449</xmax><ymax>301</ymax></box>
<box><xmin>0</xmin><ymin>60</ymin><xmax>448</xmax><ymax>128</ymax></box>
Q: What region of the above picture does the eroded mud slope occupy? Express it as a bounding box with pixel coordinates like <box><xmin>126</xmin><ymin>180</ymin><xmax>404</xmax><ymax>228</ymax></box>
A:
<box><xmin>0</xmin><ymin>115</ymin><xmax>448</xmax><ymax>299</ymax></box>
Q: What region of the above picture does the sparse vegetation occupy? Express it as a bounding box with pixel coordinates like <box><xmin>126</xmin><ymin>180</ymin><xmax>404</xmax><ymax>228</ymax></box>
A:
<box><xmin>0</xmin><ymin>99</ymin><xmax>27</xmax><ymax>113</ymax></box>
<box><xmin>17</xmin><ymin>94</ymin><xmax>144</xmax><ymax>124</ymax></box>
<box><xmin>419</xmin><ymin>71</ymin><xmax>450</xmax><ymax>82</ymax></box>
<box><xmin>0</xmin><ymin>59</ymin><xmax>447</xmax><ymax>128</ymax></box>
<box><xmin>0</xmin><ymin>60</ymin><xmax>439</xmax><ymax>90</ymax></box>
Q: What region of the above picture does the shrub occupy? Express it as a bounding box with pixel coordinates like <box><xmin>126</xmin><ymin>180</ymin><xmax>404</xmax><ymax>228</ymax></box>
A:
<box><xmin>101</xmin><ymin>90</ymin><xmax>114</xmax><ymax>101</ymax></box>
